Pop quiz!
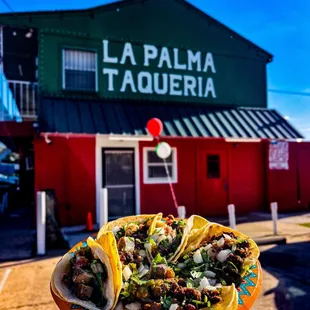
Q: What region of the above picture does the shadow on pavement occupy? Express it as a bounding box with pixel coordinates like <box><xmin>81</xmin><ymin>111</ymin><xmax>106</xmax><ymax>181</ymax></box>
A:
<box><xmin>260</xmin><ymin>241</ymin><xmax>310</xmax><ymax>310</ymax></box>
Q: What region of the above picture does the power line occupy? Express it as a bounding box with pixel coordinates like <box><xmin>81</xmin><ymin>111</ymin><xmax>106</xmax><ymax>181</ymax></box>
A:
<box><xmin>1</xmin><ymin>0</ymin><xmax>14</xmax><ymax>12</ymax></box>
<box><xmin>268</xmin><ymin>89</ymin><xmax>310</xmax><ymax>97</ymax></box>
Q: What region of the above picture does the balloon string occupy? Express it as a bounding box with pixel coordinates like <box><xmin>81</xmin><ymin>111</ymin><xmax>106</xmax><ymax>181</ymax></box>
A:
<box><xmin>163</xmin><ymin>156</ymin><xmax>179</xmax><ymax>211</ymax></box>
<box><xmin>155</xmin><ymin>136</ymin><xmax>179</xmax><ymax>210</ymax></box>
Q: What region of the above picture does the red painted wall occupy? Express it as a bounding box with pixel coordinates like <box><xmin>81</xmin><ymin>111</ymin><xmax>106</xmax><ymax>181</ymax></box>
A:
<box><xmin>139</xmin><ymin>139</ymin><xmax>197</xmax><ymax>217</ymax></box>
<box><xmin>34</xmin><ymin>136</ymin><xmax>96</xmax><ymax>226</ymax></box>
<box><xmin>267</xmin><ymin>142</ymin><xmax>310</xmax><ymax>212</ymax></box>
<box><xmin>139</xmin><ymin>139</ymin><xmax>267</xmax><ymax>218</ymax></box>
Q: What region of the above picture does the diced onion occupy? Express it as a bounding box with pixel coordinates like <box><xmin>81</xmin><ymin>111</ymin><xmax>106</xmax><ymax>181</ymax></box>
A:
<box><xmin>216</xmin><ymin>249</ymin><xmax>231</xmax><ymax>263</ymax></box>
<box><xmin>169</xmin><ymin>304</ymin><xmax>179</xmax><ymax>310</ymax></box>
<box><xmin>231</xmin><ymin>244</ymin><xmax>237</xmax><ymax>252</ymax></box>
<box><xmin>217</xmin><ymin>237</ymin><xmax>225</xmax><ymax>247</ymax></box>
<box><xmin>177</xmin><ymin>263</ymin><xmax>187</xmax><ymax>269</ymax></box>
<box><xmin>193</xmin><ymin>250</ymin><xmax>203</xmax><ymax>264</ymax></box>
<box><xmin>125</xmin><ymin>302</ymin><xmax>142</xmax><ymax>310</ymax></box>
<box><xmin>151</xmin><ymin>235</ymin><xmax>159</xmax><ymax>242</ymax></box>
<box><xmin>122</xmin><ymin>266</ymin><xmax>132</xmax><ymax>281</ymax></box>
<box><xmin>138</xmin><ymin>265</ymin><xmax>144</xmax><ymax>274</ymax></box>
<box><xmin>157</xmin><ymin>228</ymin><xmax>165</xmax><ymax>235</ymax></box>
<box><xmin>198</xmin><ymin>277</ymin><xmax>210</xmax><ymax>291</ymax></box>
<box><xmin>138</xmin><ymin>265</ymin><xmax>149</xmax><ymax>278</ymax></box>
<box><xmin>204</xmin><ymin>270</ymin><xmax>216</xmax><ymax>278</ymax></box>
<box><xmin>209</xmin><ymin>279</ymin><xmax>217</xmax><ymax>286</ymax></box>
<box><xmin>144</xmin><ymin>243</ymin><xmax>152</xmax><ymax>252</ymax></box>
<box><xmin>125</xmin><ymin>237</ymin><xmax>135</xmax><ymax>252</ymax></box>
<box><xmin>138</xmin><ymin>250</ymin><xmax>146</xmax><ymax>257</ymax></box>
<box><xmin>204</xmin><ymin>286</ymin><xmax>217</xmax><ymax>291</ymax></box>
<box><xmin>223</xmin><ymin>234</ymin><xmax>232</xmax><ymax>240</ymax></box>
<box><xmin>204</xmin><ymin>244</ymin><xmax>212</xmax><ymax>251</ymax></box>
<box><xmin>167</xmin><ymin>234</ymin><xmax>173</xmax><ymax>243</ymax></box>
<box><xmin>112</xmin><ymin>226</ymin><xmax>120</xmax><ymax>235</ymax></box>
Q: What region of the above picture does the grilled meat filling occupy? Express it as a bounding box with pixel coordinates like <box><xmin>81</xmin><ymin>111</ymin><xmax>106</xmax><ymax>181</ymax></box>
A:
<box><xmin>62</xmin><ymin>246</ymin><xmax>108</xmax><ymax>307</ymax></box>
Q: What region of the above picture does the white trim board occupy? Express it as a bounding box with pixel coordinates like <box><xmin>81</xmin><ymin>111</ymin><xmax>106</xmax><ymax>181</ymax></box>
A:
<box><xmin>95</xmin><ymin>135</ymin><xmax>140</xmax><ymax>224</ymax></box>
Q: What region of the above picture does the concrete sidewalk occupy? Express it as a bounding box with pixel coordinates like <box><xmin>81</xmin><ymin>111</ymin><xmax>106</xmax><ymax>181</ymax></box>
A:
<box><xmin>237</xmin><ymin>213</ymin><xmax>310</xmax><ymax>243</ymax></box>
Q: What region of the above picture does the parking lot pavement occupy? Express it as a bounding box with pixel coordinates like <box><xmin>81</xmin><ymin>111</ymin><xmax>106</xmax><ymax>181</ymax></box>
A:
<box><xmin>0</xmin><ymin>255</ymin><xmax>61</xmax><ymax>310</ymax></box>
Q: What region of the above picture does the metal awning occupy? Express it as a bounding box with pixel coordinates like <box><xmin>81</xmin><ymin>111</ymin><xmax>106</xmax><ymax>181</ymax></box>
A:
<box><xmin>39</xmin><ymin>98</ymin><xmax>303</xmax><ymax>139</ymax></box>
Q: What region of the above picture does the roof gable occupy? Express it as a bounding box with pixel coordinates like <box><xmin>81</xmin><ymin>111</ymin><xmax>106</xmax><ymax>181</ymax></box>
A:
<box><xmin>0</xmin><ymin>0</ymin><xmax>272</xmax><ymax>61</ymax></box>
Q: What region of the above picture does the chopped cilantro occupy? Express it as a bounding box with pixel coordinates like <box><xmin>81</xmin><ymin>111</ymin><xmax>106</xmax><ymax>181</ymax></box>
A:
<box><xmin>159</xmin><ymin>238</ymin><xmax>170</xmax><ymax>249</ymax></box>
<box><xmin>221</xmin><ymin>279</ymin><xmax>227</xmax><ymax>286</ymax></box>
<box><xmin>186</xmin><ymin>278</ymin><xmax>194</xmax><ymax>288</ymax></box>
<box><xmin>120</xmin><ymin>291</ymin><xmax>130</xmax><ymax>299</ymax></box>
<box><xmin>131</xmin><ymin>274</ymin><xmax>148</xmax><ymax>286</ymax></box>
<box><xmin>162</xmin><ymin>296</ymin><xmax>173</xmax><ymax>309</ymax></box>
<box><xmin>228</xmin><ymin>261</ymin><xmax>239</xmax><ymax>272</ymax></box>
<box><xmin>192</xmin><ymin>300</ymin><xmax>204</xmax><ymax>305</ymax></box>
<box><xmin>191</xmin><ymin>271</ymin><xmax>203</xmax><ymax>279</ymax></box>
<box><xmin>153</xmin><ymin>253</ymin><xmax>168</xmax><ymax>265</ymax></box>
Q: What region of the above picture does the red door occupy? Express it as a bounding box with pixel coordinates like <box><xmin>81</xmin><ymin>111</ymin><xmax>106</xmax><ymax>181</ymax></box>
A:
<box><xmin>198</xmin><ymin>148</ymin><xmax>229</xmax><ymax>216</ymax></box>
<box><xmin>298</xmin><ymin>148</ymin><xmax>310</xmax><ymax>209</ymax></box>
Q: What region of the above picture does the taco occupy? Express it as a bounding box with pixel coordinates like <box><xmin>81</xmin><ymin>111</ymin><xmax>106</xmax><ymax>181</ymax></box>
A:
<box><xmin>145</xmin><ymin>214</ymin><xmax>209</xmax><ymax>263</ymax></box>
<box><xmin>114</xmin><ymin>241</ymin><xmax>237</xmax><ymax>310</ymax></box>
<box><xmin>51</xmin><ymin>235</ymin><xmax>117</xmax><ymax>310</ymax></box>
<box><xmin>97</xmin><ymin>214</ymin><xmax>160</xmax><ymax>266</ymax></box>
<box><xmin>177</xmin><ymin>223</ymin><xmax>260</xmax><ymax>287</ymax></box>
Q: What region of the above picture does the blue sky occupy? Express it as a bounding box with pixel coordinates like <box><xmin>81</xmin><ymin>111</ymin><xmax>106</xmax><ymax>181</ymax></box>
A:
<box><xmin>1</xmin><ymin>0</ymin><xmax>309</xmax><ymax>139</ymax></box>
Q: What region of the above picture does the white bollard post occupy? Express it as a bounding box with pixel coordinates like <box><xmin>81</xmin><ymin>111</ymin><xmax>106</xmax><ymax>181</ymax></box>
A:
<box><xmin>100</xmin><ymin>188</ymin><xmax>108</xmax><ymax>228</ymax></box>
<box><xmin>228</xmin><ymin>204</ymin><xmax>236</xmax><ymax>230</ymax></box>
<box><xmin>177</xmin><ymin>206</ymin><xmax>186</xmax><ymax>219</ymax></box>
<box><xmin>271</xmin><ymin>202</ymin><xmax>278</xmax><ymax>235</ymax></box>
<box><xmin>36</xmin><ymin>191</ymin><xmax>46</xmax><ymax>256</ymax></box>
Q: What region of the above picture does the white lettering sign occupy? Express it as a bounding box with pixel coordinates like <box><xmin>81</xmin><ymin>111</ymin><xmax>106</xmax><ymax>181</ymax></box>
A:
<box><xmin>102</xmin><ymin>40</ymin><xmax>217</xmax><ymax>99</ymax></box>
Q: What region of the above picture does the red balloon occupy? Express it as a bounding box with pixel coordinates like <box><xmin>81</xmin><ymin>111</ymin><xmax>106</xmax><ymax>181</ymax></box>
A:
<box><xmin>147</xmin><ymin>118</ymin><xmax>163</xmax><ymax>137</ymax></box>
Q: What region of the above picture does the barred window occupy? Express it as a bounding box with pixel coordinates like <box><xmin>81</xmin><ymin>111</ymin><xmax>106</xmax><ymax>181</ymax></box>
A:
<box><xmin>62</xmin><ymin>49</ymin><xmax>97</xmax><ymax>91</ymax></box>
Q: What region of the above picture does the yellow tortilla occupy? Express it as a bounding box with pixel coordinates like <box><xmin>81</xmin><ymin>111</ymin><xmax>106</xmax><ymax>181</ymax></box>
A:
<box><xmin>211</xmin><ymin>284</ymin><xmax>238</xmax><ymax>310</ymax></box>
<box><xmin>97</xmin><ymin>214</ymin><xmax>161</xmax><ymax>240</ymax></box>
<box><xmin>51</xmin><ymin>236</ymin><xmax>115</xmax><ymax>310</ymax></box>
<box><xmin>158</xmin><ymin>214</ymin><xmax>209</xmax><ymax>262</ymax></box>
<box><xmin>96</xmin><ymin>232</ymin><xmax>123</xmax><ymax>309</ymax></box>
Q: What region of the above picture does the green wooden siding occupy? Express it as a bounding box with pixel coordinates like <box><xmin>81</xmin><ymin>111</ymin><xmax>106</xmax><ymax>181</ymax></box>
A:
<box><xmin>0</xmin><ymin>0</ymin><xmax>271</xmax><ymax>108</ymax></box>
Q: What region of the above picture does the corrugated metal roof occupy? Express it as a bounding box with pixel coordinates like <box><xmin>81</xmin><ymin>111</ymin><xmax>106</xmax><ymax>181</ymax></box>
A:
<box><xmin>39</xmin><ymin>98</ymin><xmax>303</xmax><ymax>139</ymax></box>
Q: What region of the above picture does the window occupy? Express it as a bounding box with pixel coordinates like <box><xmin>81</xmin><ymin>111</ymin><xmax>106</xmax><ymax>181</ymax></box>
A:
<box><xmin>207</xmin><ymin>154</ymin><xmax>220</xmax><ymax>179</ymax></box>
<box><xmin>143</xmin><ymin>147</ymin><xmax>177</xmax><ymax>184</ymax></box>
<box><xmin>63</xmin><ymin>49</ymin><xmax>97</xmax><ymax>91</ymax></box>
